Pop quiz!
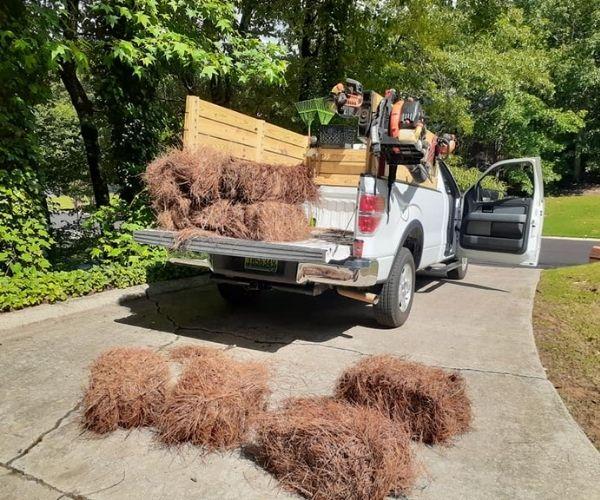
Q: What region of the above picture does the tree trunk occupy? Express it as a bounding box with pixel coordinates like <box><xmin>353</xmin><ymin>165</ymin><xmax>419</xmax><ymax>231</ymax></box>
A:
<box><xmin>58</xmin><ymin>0</ymin><xmax>109</xmax><ymax>207</ymax></box>
<box><xmin>573</xmin><ymin>131</ymin><xmax>584</xmax><ymax>183</ymax></box>
<box><xmin>573</xmin><ymin>151</ymin><xmax>582</xmax><ymax>183</ymax></box>
<box><xmin>299</xmin><ymin>1</ymin><xmax>317</xmax><ymax>101</ymax></box>
<box><xmin>59</xmin><ymin>61</ymin><xmax>109</xmax><ymax>207</ymax></box>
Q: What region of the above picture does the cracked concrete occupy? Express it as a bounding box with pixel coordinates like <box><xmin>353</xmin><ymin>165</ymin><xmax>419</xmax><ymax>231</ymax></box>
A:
<box><xmin>0</xmin><ymin>264</ymin><xmax>598</xmax><ymax>499</ymax></box>
<box><xmin>1</xmin><ymin>463</ymin><xmax>78</xmax><ymax>500</ymax></box>
<box><xmin>6</xmin><ymin>402</ymin><xmax>81</xmax><ymax>467</ymax></box>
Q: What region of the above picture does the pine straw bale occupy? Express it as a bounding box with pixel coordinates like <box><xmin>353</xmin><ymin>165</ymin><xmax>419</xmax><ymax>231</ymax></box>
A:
<box><xmin>145</xmin><ymin>146</ymin><xmax>318</xmax><ymax>208</ymax></box>
<box><xmin>144</xmin><ymin>146</ymin><xmax>318</xmax><ymax>240</ymax></box>
<box><xmin>156</xmin><ymin>210</ymin><xmax>178</xmax><ymax>231</ymax></box>
<box><xmin>83</xmin><ymin>347</ymin><xmax>170</xmax><ymax>434</ymax></box>
<box><xmin>334</xmin><ymin>355</ymin><xmax>472</xmax><ymax>444</ymax></box>
<box><xmin>168</xmin><ymin>344</ymin><xmax>228</xmax><ymax>363</ymax></box>
<box><xmin>248</xmin><ymin>396</ymin><xmax>417</xmax><ymax>500</ymax></box>
<box><xmin>190</xmin><ymin>199</ymin><xmax>250</xmax><ymax>239</ymax></box>
<box><xmin>157</xmin><ymin>355</ymin><xmax>270</xmax><ymax>450</ymax></box>
<box><xmin>188</xmin><ymin>148</ymin><xmax>233</xmax><ymax>205</ymax></box>
<box><xmin>144</xmin><ymin>147</ymin><xmax>230</xmax><ymax>209</ymax></box>
<box><xmin>176</xmin><ymin>201</ymin><xmax>311</xmax><ymax>244</ymax></box>
<box><xmin>143</xmin><ymin>149</ymin><xmax>186</xmax><ymax>208</ymax></box>
<box><xmin>222</xmin><ymin>161</ymin><xmax>319</xmax><ymax>204</ymax></box>
<box><xmin>156</xmin><ymin>197</ymin><xmax>194</xmax><ymax>230</ymax></box>
<box><xmin>152</xmin><ymin>193</ymin><xmax>193</xmax><ymax>231</ymax></box>
<box><xmin>244</xmin><ymin>202</ymin><xmax>311</xmax><ymax>242</ymax></box>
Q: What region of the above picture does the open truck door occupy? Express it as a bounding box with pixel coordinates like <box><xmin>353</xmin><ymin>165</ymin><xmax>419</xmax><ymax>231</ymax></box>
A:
<box><xmin>457</xmin><ymin>157</ymin><xmax>544</xmax><ymax>267</ymax></box>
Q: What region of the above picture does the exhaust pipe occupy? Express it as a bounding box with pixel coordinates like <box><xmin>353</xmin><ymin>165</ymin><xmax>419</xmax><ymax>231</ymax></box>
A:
<box><xmin>337</xmin><ymin>288</ymin><xmax>379</xmax><ymax>305</ymax></box>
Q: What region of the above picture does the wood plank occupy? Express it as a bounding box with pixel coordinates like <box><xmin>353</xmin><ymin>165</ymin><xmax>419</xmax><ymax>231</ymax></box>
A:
<box><xmin>184</xmin><ymin>96</ymin><xmax>308</xmax><ymax>165</ymax></box>
<box><xmin>264</xmin><ymin>123</ymin><xmax>306</xmax><ymax>147</ymax></box>
<box><xmin>197</xmin><ymin>99</ymin><xmax>259</xmax><ymax>133</ymax></box>
<box><xmin>183</xmin><ymin>96</ymin><xmax>200</xmax><ymax>149</ymax></box>
<box><xmin>263</xmin><ymin>136</ymin><xmax>306</xmax><ymax>159</ymax></box>
<box><xmin>318</xmin><ymin>161</ymin><xmax>370</xmax><ymax>175</ymax></box>
<box><xmin>261</xmin><ymin>151</ymin><xmax>303</xmax><ymax>166</ymax></box>
<box><xmin>255</xmin><ymin>119</ymin><xmax>265</xmax><ymax>161</ymax></box>
<box><xmin>314</xmin><ymin>173</ymin><xmax>361</xmax><ymax>187</ymax></box>
<box><xmin>191</xmin><ymin>135</ymin><xmax>257</xmax><ymax>161</ymax></box>
<box><xmin>317</xmin><ymin>148</ymin><xmax>369</xmax><ymax>162</ymax></box>
<box><xmin>197</xmin><ymin>119</ymin><xmax>258</xmax><ymax>149</ymax></box>
<box><xmin>392</xmin><ymin>164</ymin><xmax>438</xmax><ymax>190</ymax></box>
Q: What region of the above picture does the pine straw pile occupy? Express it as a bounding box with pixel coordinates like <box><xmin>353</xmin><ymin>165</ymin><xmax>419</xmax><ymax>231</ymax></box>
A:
<box><xmin>156</xmin><ymin>349</ymin><xmax>270</xmax><ymax>450</ymax></box>
<box><xmin>82</xmin><ymin>347</ymin><xmax>170</xmax><ymax>433</ymax></box>
<box><xmin>144</xmin><ymin>147</ymin><xmax>318</xmax><ymax>242</ymax></box>
<box><xmin>335</xmin><ymin>355</ymin><xmax>472</xmax><ymax>445</ymax></box>
<box><xmin>247</xmin><ymin>396</ymin><xmax>417</xmax><ymax>500</ymax></box>
<box><xmin>168</xmin><ymin>344</ymin><xmax>228</xmax><ymax>364</ymax></box>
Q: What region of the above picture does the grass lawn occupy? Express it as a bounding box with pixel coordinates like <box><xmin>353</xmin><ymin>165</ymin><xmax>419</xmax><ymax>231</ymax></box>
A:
<box><xmin>533</xmin><ymin>262</ymin><xmax>600</xmax><ymax>448</ymax></box>
<box><xmin>48</xmin><ymin>195</ymin><xmax>80</xmax><ymax>210</ymax></box>
<box><xmin>543</xmin><ymin>195</ymin><xmax>600</xmax><ymax>239</ymax></box>
<box><xmin>47</xmin><ymin>194</ymin><xmax>113</xmax><ymax>211</ymax></box>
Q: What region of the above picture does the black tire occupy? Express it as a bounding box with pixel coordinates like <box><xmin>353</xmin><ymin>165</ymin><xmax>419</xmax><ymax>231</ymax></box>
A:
<box><xmin>217</xmin><ymin>283</ymin><xmax>260</xmax><ymax>306</ymax></box>
<box><xmin>374</xmin><ymin>247</ymin><xmax>416</xmax><ymax>328</ymax></box>
<box><xmin>446</xmin><ymin>258</ymin><xmax>468</xmax><ymax>280</ymax></box>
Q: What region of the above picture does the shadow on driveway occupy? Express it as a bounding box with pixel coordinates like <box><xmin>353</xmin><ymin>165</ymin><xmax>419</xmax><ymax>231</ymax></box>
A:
<box><xmin>115</xmin><ymin>275</ymin><xmax>457</xmax><ymax>352</ymax></box>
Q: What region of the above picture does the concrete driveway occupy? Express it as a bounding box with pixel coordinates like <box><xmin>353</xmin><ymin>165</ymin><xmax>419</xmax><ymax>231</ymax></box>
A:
<box><xmin>539</xmin><ymin>236</ymin><xmax>600</xmax><ymax>267</ymax></box>
<box><xmin>1</xmin><ymin>265</ymin><xmax>598</xmax><ymax>499</ymax></box>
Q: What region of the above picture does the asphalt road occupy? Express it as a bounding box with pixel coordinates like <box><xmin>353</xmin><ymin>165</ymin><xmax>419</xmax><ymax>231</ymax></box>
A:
<box><xmin>1</xmin><ymin>266</ymin><xmax>598</xmax><ymax>499</ymax></box>
<box><xmin>539</xmin><ymin>236</ymin><xmax>600</xmax><ymax>268</ymax></box>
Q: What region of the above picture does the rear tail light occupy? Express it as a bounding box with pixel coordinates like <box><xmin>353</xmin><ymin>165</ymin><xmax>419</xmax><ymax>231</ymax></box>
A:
<box><xmin>359</xmin><ymin>194</ymin><xmax>385</xmax><ymax>212</ymax></box>
<box><xmin>358</xmin><ymin>215</ymin><xmax>381</xmax><ymax>233</ymax></box>
<box><xmin>357</xmin><ymin>193</ymin><xmax>385</xmax><ymax>235</ymax></box>
<box><xmin>353</xmin><ymin>239</ymin><xmax>364</xmax><ymax>258</ymax></box>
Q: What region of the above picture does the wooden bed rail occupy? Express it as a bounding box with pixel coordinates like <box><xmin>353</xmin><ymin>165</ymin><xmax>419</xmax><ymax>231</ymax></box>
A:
<box><xmin>183</xmin><ymin>96</ymin><xmax>307</xmax><ymax>166</ymax></box>
<box><xmin>182</xmin><ymin>96</ymin><xmax>435</xmax><ymax>188</ymax></box>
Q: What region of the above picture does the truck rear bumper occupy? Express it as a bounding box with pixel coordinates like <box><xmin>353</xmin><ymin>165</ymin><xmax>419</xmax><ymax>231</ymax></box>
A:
<box><xmin>167</xmin><ymin>257</ymin><xmax>378</xmax><ymax>288</ymax></box>
<box><xmin>296</xmin><ymin>260</ymin><xmax>378</xmax><ymax>287</ymax></box>
<box><xmin>135</xmin><ymin>229</ymin><xmax>376</xmax><ymax>288</ymax></box>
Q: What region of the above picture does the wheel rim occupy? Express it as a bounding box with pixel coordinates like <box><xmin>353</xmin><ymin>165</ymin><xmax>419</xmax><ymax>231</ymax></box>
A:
<box><xmin>398</xmin><ymin>263</ymin><xmax>413</xmax><ymax>312</ymax></box>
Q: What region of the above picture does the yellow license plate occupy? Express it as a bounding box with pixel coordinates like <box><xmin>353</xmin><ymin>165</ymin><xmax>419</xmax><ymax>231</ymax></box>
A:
<box><xmin>244</xmin><ymin>257</ymin><xmax>278</xmax><ymax>273</ymax></box>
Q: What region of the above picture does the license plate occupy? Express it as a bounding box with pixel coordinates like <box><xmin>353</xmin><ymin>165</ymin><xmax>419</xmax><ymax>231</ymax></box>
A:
<box><xmin>244</xmin><ymin>257</ymin><xmax>278</xmax><ymax>273</ymax></box>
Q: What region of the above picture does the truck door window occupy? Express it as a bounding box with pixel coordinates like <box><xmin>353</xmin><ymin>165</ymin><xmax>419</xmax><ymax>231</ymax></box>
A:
<box><xmin>476</xmin><ymin>162</ymin><xmax>535</xmax><ymax>202</ymax></box>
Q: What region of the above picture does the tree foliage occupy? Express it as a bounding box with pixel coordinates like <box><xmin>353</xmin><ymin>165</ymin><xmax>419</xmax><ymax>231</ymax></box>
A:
<box><xmin>0</xmin><ymin>168</ymin><xmax>54</xmax><ymax>276</ymax></box>
<box><xmin>1</xmin><ymin>0</ymin><xmax>599</xmax><ymax>295</ymax></box>
<box><xmin>0</xmin><ymin>0</ymin><xmax>50</xmax><ymax>169</ymax></box>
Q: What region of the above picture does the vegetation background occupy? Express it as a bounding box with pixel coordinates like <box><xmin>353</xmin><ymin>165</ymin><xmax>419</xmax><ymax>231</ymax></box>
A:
<box><xmin>1</xmin><ymin>0</ymin><xmax>599</xmax><ymax>309</ymax></box>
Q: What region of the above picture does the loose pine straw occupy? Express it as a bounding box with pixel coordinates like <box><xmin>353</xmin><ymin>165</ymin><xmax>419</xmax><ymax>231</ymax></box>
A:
<box><xmin>335</xmin><ymin>355</ymin><xmax>472</xmax><ymax>444</ymax></box>
<box><xmin>248</xmin><ymin>396</ymin><xmax>417</xmax><ymax>500</ymax></box>
<box><xmin>82</xmin><ymin>347</ymin><xmax>170</xmax><ymax>433</ymax></box>
<box><xmin>144</xmin><ymin>146</ymin><xmax>318</xmax><ymax>241</ymax></box>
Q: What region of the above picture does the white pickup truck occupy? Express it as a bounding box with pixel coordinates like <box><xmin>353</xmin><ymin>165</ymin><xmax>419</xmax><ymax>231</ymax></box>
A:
<box><xmin>135</xmin><ymin>98</ymin><xmax>544</xmax><ymax>327</ymax></box>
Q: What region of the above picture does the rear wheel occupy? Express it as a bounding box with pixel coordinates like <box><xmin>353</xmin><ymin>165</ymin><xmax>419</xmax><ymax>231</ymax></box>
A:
<box><xmin>374</xmin><ymin>247</ymin><xmax>416</xmax><ymax>328</ymax></box>
<box><xmin>217</xmin><ymin>283</ymin><xmax>260</xmax><ymax>306</ymax></box>
<box><xmin>446</xmin><ymin>257</ymin><xmax>468</xmax><ymax>280</ymax></box>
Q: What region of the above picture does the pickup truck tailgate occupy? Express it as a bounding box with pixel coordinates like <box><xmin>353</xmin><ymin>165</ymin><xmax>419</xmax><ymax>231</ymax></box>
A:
<box><xmin>133</xmin><ymin>229</ymin><xmax>352</xmax><ymax>263</ymax></box>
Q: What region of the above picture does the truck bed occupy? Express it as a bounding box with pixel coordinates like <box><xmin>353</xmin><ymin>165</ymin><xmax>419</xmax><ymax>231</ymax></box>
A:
<box><xmin>134</xmin><ymin>229</ymin><xmax>353</xmax><ymax>263</ymax></box>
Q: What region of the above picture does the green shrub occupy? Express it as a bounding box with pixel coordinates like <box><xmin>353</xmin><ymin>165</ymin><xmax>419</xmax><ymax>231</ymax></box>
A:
<box><xmin>0</xmin><ymin>168</ymin><xmax>54</xmax><ymax>275</ymax></box>
<box><xmin>0</xmin><ymin>189</ymin><xmax>201</xmax><ymax>311</ymax></box>
<box><xmin>84</xmin><ymin>195</ymin><xmax>163</xmax><ymax>265</ymax></box>
<box><xmin>444</xmin><ymin>157</ymin><xmax>506</xmax><ymax>195</ymax></box>
<box><xmin>0</xmin><ymin>184</ymin><xmax>203</xmax><ymax>311</ymax></box>
<box><xmin>0</xmin><ymin>259</ymin><xmax>198</xmax><ymax>312</ymax></box>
